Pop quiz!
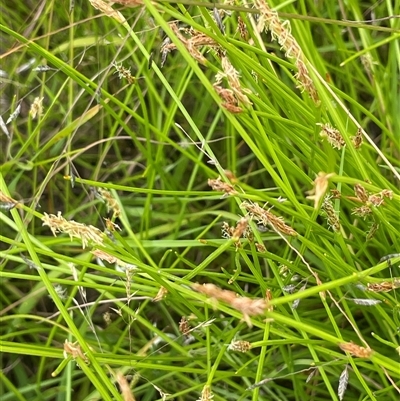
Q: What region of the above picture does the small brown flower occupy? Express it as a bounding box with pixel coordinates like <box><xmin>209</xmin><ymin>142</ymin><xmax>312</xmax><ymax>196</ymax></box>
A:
<box><xmin>92</xmin><ymin>249</ymin><xmax>122</xmax><ymax>264</ymax></box>
<box><xmin>63</xmin><ymin>340</ymin><xmax>88</xmax><ymax>363</ymax></box>
<box><xmin>179</xmin><ymin>317</ymin><xmax>190</xmax><ymax>335</ymax></box>
<box><xmin>228</xmin><ymin>340</ymin><xmax>252</xmax><ymax>352</ymax></box>
<box><xmin>112</xmin><ymin>62</ymin><xmax>135</xmax><ymax>84</ymax></box>
<box><xmin>221</xmin><ymin>103</ymin><xmax>243</xmax><ymax>113</ymax></box>
<box><xmin>192</xmin><ymin>283</ymin><xmax>268</xmax><ymax>326</ymax></box>
<box><xmin>208</xmin><ymin>176</ymin><xmax>237</xmax><ymax>195</ymax></box>
<box><xmin>42</xmin><ymin>212</ymin><xmax>104</xmax><ymax>249</ymax></box>
<box><xmin>367</xmin><ymin>281</ymin><xmax>400</xmax><ymax>292</ymax></box>
<box><xmin>354</xmin><ymin>183</ymin><xmax>369</xmax><ymax>202</ymax></box>
<box><xmin>339</xmin><ymin>341</ymin><xmax>372</xmax><ymax>358</ymax></box>
<box><xmin>241</xmin><ymin>201</ymin><xmax>297</xmax><ymax>236</ymax></box>
<box><xmin>232</xmin><ymin>217</ymin><xmax>249</xmax><ymax>240</ymax></box>
<box><xmin>351</xmin><ymin>128</ymin><xmax>363</xmax><ymax>149</ymax></box>
<box><xmin>352</xmin><ymin>205</ymin><xmax>372</xmax><ymax>219</ymax></box>
<box><xmin>256</xmin><ymin>243</ymin><xmax>266</xmax><ymax>252</ymax></box>
<box><xmin>237</xmin><ymin>16</ymin><xmax>248</xmax><ymax>40</ymax></box>
<box><xmin>319</xmin><ymin>123</ymin><xmax>345</xmax><ymax>149</ymax></box>
<box><xmin>321</xmin><ymin>197</ymin><xmax>340</xmax><ymax>232</ymax></box>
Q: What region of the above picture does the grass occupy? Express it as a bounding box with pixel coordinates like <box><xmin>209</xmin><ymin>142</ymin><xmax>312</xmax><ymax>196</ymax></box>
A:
<box><xmin>0</xmin><ymin>0</ymin><xmax>399</xmax><ymax>400</ymax></box>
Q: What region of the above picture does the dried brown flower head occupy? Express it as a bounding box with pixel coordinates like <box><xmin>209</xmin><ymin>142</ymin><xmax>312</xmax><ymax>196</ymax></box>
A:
<box><xmin>113</xmin><ymin>62</ymin><xmax>135</xmax><ymax>84</ymax></box>
<box><xmin>42</xmin><ymin>211</ymin><xmax>104</xmax><ymax>249</ymax></box>
<box><xmin>253</xmin><ymin>0</ymin><xmax>318</xmax><ymax>102</ymax></box>
<box><xmin>96</xmin><ymin>188</ymin><xmax>121</xmax><ymax>217</ymax></box>
<box><xmin>321</xmin><ymin>196</ymin><xmax>340</xmax><ymax>232</ymax></box>
<box><xmin>63</xmin><ymin>340</ymin><xmax>89</xmax><ymax>364</ymax></box>
<box><xmin>319</xmin><ymin>123</ymin><xmax>345</xmax><ymax>149</ymax></box>
<box><xmin>228</xmin><ymin>340</ymin><xmax>252</xmax><ymax>352</ymax></box>
<box><xmin>179</xmin><ymin>317</ymin><xmax>190</xmax><ymax>335</ymax></box>
<box><xmin>192</xmin><ymin>283</ymin><xmax>268</xmax><ymax>326</ymax></box>
<box><xmin>352</xmin><ymin>205</ymin><xmax>372</xmax><ymax>219</ymax></box>
<box><xmin>92</xmin><ymin>249</ymin><xmax>123</xmax><ymax>265</ymax></box>
<box><xmin>367</xmin><ymin>280</ymin><xmax>400</xmax><ymax>292</ymax></box>
<box><xmin>354</xmin><ymin>183</ymin><xmax>369</xmax><ymax>203</ymax></box>
<box><xmin>339</xmin><ymin>341</ymin><xmax>372</xmax><ymax>358</ymax></box>
<box><xmin>351</xmin><ymin>128</ymin><xmax>363</xmax><ymax>149</ymax></box>
<box><xmin>237</xmin><ymin>16</ymin><xmax>248</xmax><ymax>40</ymax></box>
<box><xmin>241</xmin><ymin>201</ymin><xmax>297</xmax><ymax>236</ymax></box>
<box><xmin>89</xmin><ymin>0</ymin><xmax>126</xmax><ymax>23</ymax></box>
<box><xmin>208</xmin><ymin>176</ymin><xmax>237</xmax><ymax>196</ymax></box>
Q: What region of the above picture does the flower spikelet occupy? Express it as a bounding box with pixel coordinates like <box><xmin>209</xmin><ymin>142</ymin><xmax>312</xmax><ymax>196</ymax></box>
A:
<box><xmin>339</xmin><ymin>341</ymin><xmax>372</xmax><ymax>358</ymax></box>
<box><xmin>89</xmin><ymin>0</ymin><xmax>126</xmax><ymax>23</ymax></box>
<box><xmin>208</xmin><ymin>176</ymin><xmax>237</xmax><ymax>196</ymax></box>
<box><xmin>97</xmin><ymin>188</ymin><xmax>121</xmax><ymax>217</ymax></box>
<box><xmin>253</xmin><ymin>0</ymin><xmax>318</xmax><ymax>102</ymax></box>
<box><xmin>321</xmin><ymin>196</ymin><xmax>340</xmax><ymax>232</ymax></box>
<box><xmin>319</xmin><ymin>123</ymin><xmax>346</xmax><ymax>149</ymax></box>
<box><xmin>241</xmin><ymin>201</ymin><xmax>297</xmax><ymax>236</ymax></box>
<box><xmin>192</xmin><ymin>283</ymin><xmax>268</xmax><ymax>326</ymax></box>
<box><xmin>229</xmin><ymin>340</ymin><xmax>252</xmax><ymax>352</ymax></box>
<box><xmin>42</xmin><ymin>212</ymin><xmax>104</xmax><ymax>249</ymax></box>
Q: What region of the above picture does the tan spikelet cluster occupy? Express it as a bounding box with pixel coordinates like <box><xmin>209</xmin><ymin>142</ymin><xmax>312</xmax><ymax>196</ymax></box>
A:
<box><xmin>42</xmin><ymin>212</ymin><xmax>104</xmax><ymax>249</ymax></box>
<box><xmin>30</xmin><ymin>97</ymin><xmax>44</xmax><ymax>119</ymax></box>
<box><xmin>192</xmin><ymin>283</ymin><xmax>268</xmax><ymax>326</ymax></box>
<box><xmin>339</xmin><ymin>341</ymin><xmax>373</xmax><ymax>358</ymax></box>
<box><xmin>153</xmin><ymin>286</ymin><xmax>168</xmax><ymax>302</ymax></box>
<box><xmin>213</xmin><ymin>85</ymin><xmax>243</xmax><ymax>113</ymax></box>
<box><xmin>116</xmin><ymin>372</ymin><xmax>136</xmax><ymax>401</ymax></box>
<box><xmin>214</xmin><ymin>54</ymin><xmax>252</xmax><ymax>110</ymax></box>
<box><xmin>318</xmin><ymin>123</ymin><xmax>346</xmax><ymax>149</ymax></box>
<box><xmin>97</xmin><ymin>188</ymin><xmax>121</xmax><ymax>217</ymax></box>
<box><xmin>112</xmin><ymin>62</ymin><xmax>135</xmax><ymax>84</ymax></box>
<box><xmin>161</xmin><ymin>23</ymin><xmax>217</xmax><ymax>65</ymax></box>
<box><xmin>89</xmin><ymin>0</ymin><xmax>126</xmax><ymax>23</ymax></box>
<box><xmin>367</xmin><ymin>280</ymin><xmax>400</xmax><ymax>293</ymax></box>
<box><xmin>254</xmin><ymin>0</ymin><xmax>318</xmax><ymax>102</ymax></box>
<box><xmin>91</xmin><ymin>249</ymin><xmax>124</xmax><ymax>265</ymax></box>
<box><xmin>208</xmin><ymin>176</ymin><xmax>237</xmax><ymax>196</ymax></box>
<box><xmin>198</xmin><ymin>385</ymin><xmax>213</xmax><ymax>401</ymax></box>
<box><xmin>351</xmin><ymin>184</ymin><xmax>392</xmax><ymax>221</ymax></box>
<box><xmin>241</xmin><ymin>201</ymin><xmax>297</xmax><ymax>236</ymax></box>
<box><xmin>351</xmin><ymin>128</ymin><xmax>363</xmax><ymax>149</ymax></box>
<box><xmin>179</xmin><ymin>316</ymin><xmax>191</xmax><ymax>335</ymax></box>
<box><xmin>321</xmin><ymin>196</ymin><xmax>340</xmax><ymax>232</ymax></box>
<box><xmin>63</xmin><ymin>340</ymin><xmax>89</xmax><ymax>364</ymax></box>
<box><xmin>228</xmin><ymin>340</ymin><xmax>252</xmax><ymax>352</ymax></box>
<box><xmin>237</xmin><ymin>16</ymin><xmax>248</xmax><ymax>40</ymax></box>
<box><xmin>306</xmin><ymin>172</ymin><xmax>335</xmax><ymax>209</ymax></box>
<box><xmin>222</xmin><ymin>218</ymin><xmax>253</xmax><ymax>249</ymax></box>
